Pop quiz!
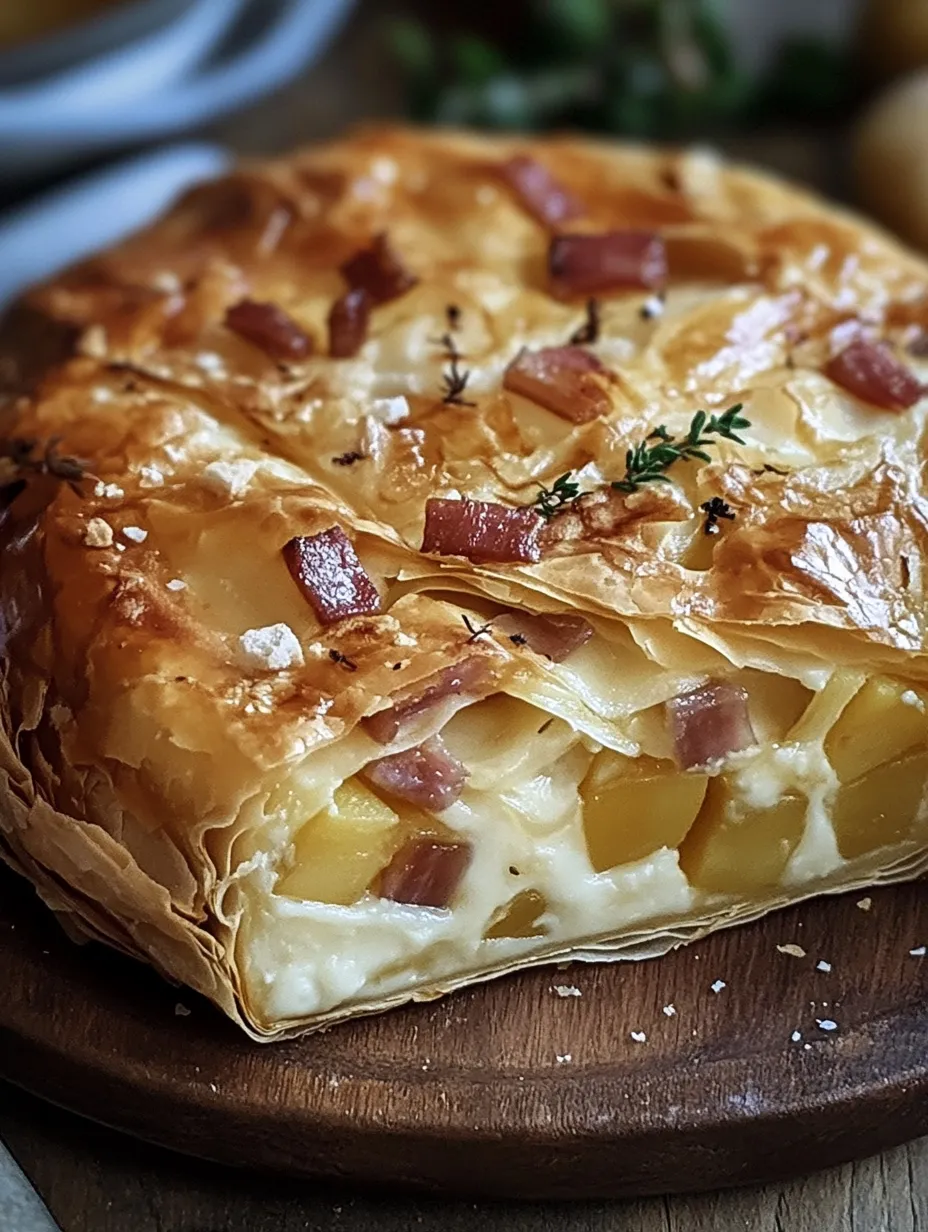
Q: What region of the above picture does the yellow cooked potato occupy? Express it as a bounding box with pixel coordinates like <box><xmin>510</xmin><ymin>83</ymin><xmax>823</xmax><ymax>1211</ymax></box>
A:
<box><xmin>833</xmin><ymin>750</ymin><xmax>928</xmax><ymax>861</ymax></box>
<box><xmin>277</xmin><ymin>778</ymin><xmax>404</xmax><ymax>905</ymax></box>
<box><xmin>484</xmin><ymin>889</ymin><xmax>548</xmax><ymax>939</ymax></box>
<box><xmin>581</xmin><ymin>754</ymin><xmax>708</xmax><ymax>872</ymax></box>
<box><xmin>824</xmin><ymin>677</ymin><xmax>928</xmax><ymax>783</ymax></box>
<box><xmin>679</xmin><ymin>778</ymin><xmax>807</xmax><ymax>896</ymax></box>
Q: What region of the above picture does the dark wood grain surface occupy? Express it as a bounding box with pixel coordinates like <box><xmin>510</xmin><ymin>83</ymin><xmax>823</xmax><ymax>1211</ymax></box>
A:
<box><xmin>3</xmin><ymin>3</ymin><xmax>927</xmax><ymax>1229</ymax></box>
<box><xmin>4</xmin><ymin>859</ymin><xmax>928</xmax><ymax>1205</ymax></box>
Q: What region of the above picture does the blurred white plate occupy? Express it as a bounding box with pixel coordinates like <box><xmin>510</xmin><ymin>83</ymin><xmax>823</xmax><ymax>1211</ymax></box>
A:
<box><xmin>0</xmin><ymin>143</ymin><xmax>232</xmax><ymax>307</ymax></box>
<box><xmin>0</xmin><ymin>0</ymin><xmax>356</xmax><ymax>180</ymax></box>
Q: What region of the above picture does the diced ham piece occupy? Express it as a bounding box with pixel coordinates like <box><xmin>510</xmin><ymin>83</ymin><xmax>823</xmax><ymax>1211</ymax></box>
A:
<box><xmin>328</xmin><ymin>287</ymin><xmax>371</xmax><ymax>358</ymax></box>
<box><xmin>503</xmin><ymin>346</ymin><xmax>610</xmax><ymax>424</ymax></box>
<box><xmin>225</xmin><ymin>299</ymin><xmax>313</xmax><ymax>361</ymax></box>
<box><xmin>548</xmin><ymin>231</ymin><xmax>667</xmax><ymax>298</ymax></box>
<box><xmin>499</xmin><ymin>155</ymin><xmax>584</xmax><ymax>228</ymax></box>
<box><xmin>496</xmin><ymin>610</ymin><xmax>594</xmax><ymax>662</ymax></box>
<box><xmin>282</xmin><ymin>526</ymin><xmax>381</xmax><ymax>626</ymax></box>
<box><xmin>377</xmin><ymin>836</ymin><xmax>473</xmax><ymax>908</ymax></box>
<box><xmin>340</xmin><ymin>233</ymin><xmax>418</xmax><ymax>306</ymax></box>
<box><xmin>824</xmin><ymin>339</ymin><xmax>923</xmax><ymax>411</ymax></box>
<box><xmin>364</xmin><ymin>659</ymin><xmax>490</xmax><ymax>745</ymax></box>
<box><xmin>364</xmin><ymin>735</ymin><xmax>468</xmax><ymax>813</ymax></box>
<box><xmin>422</xmin><ymin>498</ymin><xmax>542</xmax><ymax>564</ymax></box>
<box><xmin>667</xmin><ymin>680</ymin><xmax>757</xmax><ymax>771</ymax></box>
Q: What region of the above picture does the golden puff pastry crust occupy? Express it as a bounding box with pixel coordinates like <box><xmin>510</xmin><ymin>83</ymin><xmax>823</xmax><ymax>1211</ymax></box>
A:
<box><xmin>3</xmin><ymin>126</ymin><xmax>928</xmax><ymax>1039</ymax></box>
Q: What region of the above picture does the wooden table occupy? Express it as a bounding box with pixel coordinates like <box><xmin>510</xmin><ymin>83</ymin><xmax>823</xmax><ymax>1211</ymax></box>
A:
<box><xmin>3</xmin><ymin>4</ymin><xmax>927</xmax><ymax>1228</ymax></box>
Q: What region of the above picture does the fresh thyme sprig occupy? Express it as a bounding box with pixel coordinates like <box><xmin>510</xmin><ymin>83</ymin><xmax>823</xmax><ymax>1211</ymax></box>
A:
<box><xmin>569</xmin><ymin>297</ymin><xmax>601</xmax><ymax>345</ymax></box>
<box><xmin>462</xmin><ymin>614</ymin><xmax>493</xmax><ymax>643</ymax></box>
<box><xmin>612</xmin><ymin>404</ymin><xmax>750</xmax><ymax>494</ymax></box>
<box><xmin>700</xmin><ymin>496</ymin><xmax>736</xmax><ymax>535</ymax></box>
<box><xmin>533</xmin><ymin>471</ymin><xmax>583</xmax><ymax>521</ymax></box>
<box><xmin>441</xmin><ymin>355</ymin><xmax>476</xmax><ymax>406</ymax></box>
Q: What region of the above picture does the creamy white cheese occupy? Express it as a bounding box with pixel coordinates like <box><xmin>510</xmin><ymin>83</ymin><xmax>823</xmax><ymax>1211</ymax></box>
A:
<box><xmin>238</xmin><ymin>624</ymin><xmax>305</xmax><ymax>671</ymax></box>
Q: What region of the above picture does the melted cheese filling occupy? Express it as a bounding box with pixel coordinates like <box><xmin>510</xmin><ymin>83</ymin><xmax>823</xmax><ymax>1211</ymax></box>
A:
<box><xmin>236</xmin><ymin>653</ymin><xmax>928</xmax><ymax>1024</ymax></box>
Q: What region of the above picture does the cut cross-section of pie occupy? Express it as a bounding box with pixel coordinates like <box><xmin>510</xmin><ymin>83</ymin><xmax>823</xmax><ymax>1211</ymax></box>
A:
<box><xmin>2</xmin><ymin>126</ymin><xmax>928</xmax><ymax>1038</ymax></box>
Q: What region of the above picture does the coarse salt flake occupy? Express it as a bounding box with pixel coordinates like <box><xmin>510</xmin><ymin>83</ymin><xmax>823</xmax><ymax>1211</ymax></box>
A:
<box><xmin>816</xmin><ymin>960</ymin><xmax>832</xmax><ymax>973</ymax></box>
<box><xmin>857</xmin><ymin>897</ymin><xmax>872</xmax><ymax>911</ymax></box>
<box><xmin>790</xmin><ymin>1031</ymin><xmax>802</xmax><ymax>1042</ymax></box>
<box><xmin>238</xmin><ymin>623</ymin><xmax>304</xmax><ymax>672</ymax></box>
<box><xmin>630</xmin><ymin>1031</ymin><xmax>647</xmax><ymax>1043</ymax></box>
<box><xmin>368</xmin><ymin>396</ymin><xmax>409</xmax><ymax>425</ymax></box>
<box><xmin>552</xmin><ymin>985</ymin><xmax>582</xmax><ymax>998</ymax></box>
<box><xmin>121</xmin><ymin>525</ymin><xmax>148</xmax><ymax>543</ymax></box>
<box><xmin>166</xmin><ymin>579</ymin><xmax>187</xmax><ymax>591</ymax></box>
<box><xmin>139</xmin><ymin>464</ymin><xmax>164</xmax><ymax>488</ymax></box>
<box><xmin>662</xmin><ymin>1004</ymin><xmax>676</xmax><ymax>1017</ymax></box>
<box><xmin>94</xmin><ymin>481</ymin><xmax>124</xmax><ymax>499</ymax></box>
<box><xmin>777</xmin><ymin>944</ymin><xmax>807</xmax><ymax>958</ymax></box>
<box><xmin>175</xmin><ymin>1003</ymin><xmax>191</xmax><ymax>1017</ymax></box>
<box><xmin>195</xmin><ymin>351</ymin><xmax>227</xmax><ymax>375</ymax></box>
<box><xmin>201</xmin><ymin>459</ymin><xmax>259</xmax><ymax>498</ymax></box>
<box><xmin>83</xmin><ymin>517</ymin><xmax>114</xmax><ymax>548</ymax></box>
<box><xmin>710</xmin><ymin>980</ymin><xmax>726</xmax><ymax>994</ymax></box>
<box><xmin>555</xmin><ymin>1053</ymin><xmax>572</xmax><ymax>1064</ymax></box>
<box><xmin>910</xmin><ymin>946</ymin><xmax>926</xmax><ymax>957</ymax></box>
<box><xmin>901</xmin><ymin>690</ymin><xmax>926</xmax><ymax>711</ymax></box>
<box><xmin>816</xmin><ymin>1019</ymin><xmax>838</xmax><ymax>1032</ymax></box>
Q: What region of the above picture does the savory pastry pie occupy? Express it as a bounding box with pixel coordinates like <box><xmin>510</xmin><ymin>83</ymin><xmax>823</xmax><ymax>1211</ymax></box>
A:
<box><xmin>2</xmin><ymin>126</ymin><xmax>928</xmax><ymax>1039</ymax></box>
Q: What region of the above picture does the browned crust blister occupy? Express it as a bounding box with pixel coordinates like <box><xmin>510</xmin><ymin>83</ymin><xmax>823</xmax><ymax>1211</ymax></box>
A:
<box><xmin>2</xmin><ymin>126</ymin><xmax>928</xmax><ymax>1038</ymax></box>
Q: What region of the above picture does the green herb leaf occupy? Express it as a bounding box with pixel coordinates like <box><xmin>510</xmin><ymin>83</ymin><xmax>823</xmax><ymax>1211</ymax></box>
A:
<box><xmin>612</xmin><ymin>403</ymin><xmax>751</xmax><ymax>493</ymax></box>
<box><xmin>532</xmin><ymin>471</ymin><xmax>583</xmax><ymax>520</ymax></box>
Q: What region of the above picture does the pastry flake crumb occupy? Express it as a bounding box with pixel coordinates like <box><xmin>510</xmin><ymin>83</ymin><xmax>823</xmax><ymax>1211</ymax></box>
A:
<box><xmin>121</xmin><ymin>525</ymin><xmax>148</xmax><ymax>543</ymax></box>
<box><xmin>166</xmin><ymin>579</ymin><xmax>187</xmax><ymax>591</ymax></box>
<box><xmin>238</xmin><ymin>623</ymin><xmax>305</xmax><ymax>672</ymax></box>
<box><xmin>816</xmin><ymin>960</ymin><xmax>832</xmax><ymax>972</ymax></box>
<box><xmin>201</xmin><ymin>459</ymin><xmax>259</xmax><ymax>498</ymax></box>
<box><xmin>857</xmin><ymin>897</ymin><xmax>872</xmax><ymax>911</ymax></box>
<box><xmin>630</xmin><ymin>1030</ymin><xmax>647</xmax><ymax>1042</ymax></box>
<box><xmin>83</xmin><ymin>517</ymin><xmax>114</xmax><ymax>548</ymax></box>
<box><xmin>816</xmin><ymin>1019</ymin><xmax>838</xmax><ymax>1032</ymax></box>
<box><xmin>138</xmin><ymin>464</ymin><xmax>165</xmax><ymax>488</ymax></box>
<box><xmin>777</xmin><ymin>943</ymin><xmax>807</xmax><ymax>958</ymax></box>
<box><xmin>552</xmin><ymin>984</ymin><xmax>582</xmax><ymax>998</ymax></box>
<box><xmin>78</xmin><ymin>324</ymin><xmax>108</xmax><ymax>358</ymax></box>
<box><xmin>555</xmin><ymin>1052</ymin><xmax>572</xmax><ymax>1063</ymax></box>
<box><xmin>94</xmin><ymin>481</ymin><xmax>124</xmax><ymax>499</ymax></box>
<box><xmin>710</xmin><ymin>979</ymin><xmax>726</xmax><ymax>993</ymax></box>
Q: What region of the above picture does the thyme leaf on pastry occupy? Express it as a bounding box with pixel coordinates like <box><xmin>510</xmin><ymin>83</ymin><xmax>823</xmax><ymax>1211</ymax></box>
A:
<box><xmin>332</xmin><ymin>450</ymin><xmax>366</xmax><ymax>466</ymax></box>
<box><xmin>441</xmin><ymin>354</ymin><xmax>476</xmax><ymax>406</ymax></box>
<box><xmin>532</xmin><ymin>471</ymin><xmax>583</xmax><ymax>520</ymax></box>
<box><xmin>612</xmin><ymin>404</ymin><xmax>750</xmax><ymax>493</ymax></box>
<box><xmin>328</xmin><ymin>648</ymin><xmax>358</xmax><ymax>672</ymax></box>
<box><xmin>569</xmin><ymin>297</ymin><xmax>601</xmax><ymax>345</ymax></box>
<box><xmin>446</xmin><ymin>304</ymin><xmax>462</xmax><ymax>331</ymax></box>
<box><xmin>700</xmin><ymin>496</ymin><xmax>736</xmax><ymax>535</ymax></box>
<box><xmin>462</xmin><ymin>614</ymin><xmax>493</xmax><ymax>643</ymax></box>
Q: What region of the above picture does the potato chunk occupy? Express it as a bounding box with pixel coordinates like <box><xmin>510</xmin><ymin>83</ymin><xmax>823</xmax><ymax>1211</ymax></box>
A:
<box><xmin>825</xmin><ymin>678</ymin><xmax>928</xmax><ymax>783</ymax></box>
<box><xmin>277</xmin><ymin>778</ymin><xmax>403</xmax><ymax>904</ymax></box>
<box><xmin>679</xmin><ymin>778</ymin><xmax>807</xmax><ymax>895</ymax></box>
<box><xmin>484</xmin><ymin>889</ymin><xmax>549</xmax><ymax>939</ymax></box>
<box><xmin>833</xmin><ymin>750</ymin><xmax>928</xmax><ymax>860</ymax></box>
<box><xmin>581</xmin><ymin>754</ymin><xmax>708</xmax><ymax>872</ymax></box>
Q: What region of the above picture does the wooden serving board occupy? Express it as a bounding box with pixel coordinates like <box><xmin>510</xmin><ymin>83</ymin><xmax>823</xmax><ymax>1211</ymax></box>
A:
<box><xmin>1</xmin><ymin>862</ymin><xmax>927</xmax><ymax>1200</ymax></box>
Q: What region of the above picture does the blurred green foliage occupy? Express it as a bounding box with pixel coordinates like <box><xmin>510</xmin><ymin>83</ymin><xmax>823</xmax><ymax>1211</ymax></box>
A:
<box><xmin>389</xmin><ymin>0</ymin><xmax>849</xmax><ymax>135</ymax></box>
